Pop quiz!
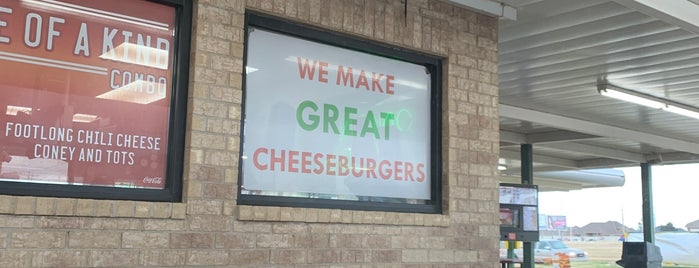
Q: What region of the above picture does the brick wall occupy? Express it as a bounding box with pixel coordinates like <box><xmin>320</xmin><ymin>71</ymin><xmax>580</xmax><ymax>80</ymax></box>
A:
<box><xmin>0</xmin><ymin>0</ymin><xmax>500</xmax><ymax>267</ymax></box>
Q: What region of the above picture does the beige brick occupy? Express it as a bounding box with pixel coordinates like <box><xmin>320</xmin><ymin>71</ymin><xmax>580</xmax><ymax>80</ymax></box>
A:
<box><xmin>0</xmin><ymin>216</ymin><xmax>34</xmax><ymax>228</ymax></box>
<box><xmin>143</xmin><ymin>219</ymin><xmax>186</xmax><ymax>231</ymax></box>
<box><xmin>152</xmin><ymin>202</ymin><xmax>171</xmax><ymax>218</ymax></box>
<box><xmin>223</xmin><ymin>200</ymin><xmax>236</xmax><ymax>216</ymax></box>
<box><xmin>10</xmin><ymin>231</ymin><xmax>65</xmax><ymax>248</ymax></box>
<box><xmin>187</xmin><ymin>199</ymin><xmax>222</xmax><ymax>215</ymax></box>
<box><xmin>189</xmin><ymin>215</ymin><xmax>230</xmax><ymax>231</ymax></box>
<box><xmin>0</xmin><ymin>250</ymin><xmax>31</xmax><ymax>267</ymax></box>
<box><xmin>238</xmin><ymin>206</ymin><xmax>254</xmax><ymax>220</ymax></box>
<box><xmin>229</xmin><ymin>249</ymin><xmax>270</xmax><ymax>266</ymax></box>
<box><xmin>171</xmin><ymin>232</ymin><xmax>214</xmax><ymax>249</ymax></box>
<box><xmin>142</xmin><ymin>249</ymin><xmax>187</xmax><ymax>266</ymax></box>
<box><xmin>271</xmin><ymin>249</ymin><xmax>306</xmax><ymax>264</ymax></box>
<box><xmin>94</xmin><ymin>201</ymin><xmax>113</xmax><ymax>217</ymax></box>
<box><xmin>134</xmin><ymin>201</ymin><xmax>152</xmax><ymax>218</ymax></box>
<box><xmin>90</xmin><ymin>250</ymin><xmax>139</xmax><ymax>267</ymax></box>
<box><xmin>55</xmin><ymin>198</ymin><xmax>76</xmax><ymax>216</ymax></box>
<box><xmin>187</xmin><ymin>249</ymin><xmax>229</xmax><ymax>266</ymax></box>
<box><xmin>31</xmin><ymin>250</ymin><xmax>88</xmax><ymax>267</ymax></box>
<box><xmin>14</xmin><ymin>196</ymin><xmax>35</xmax><ymax>214</ymax></box>
<box><xmin>68</xmin><ymin>231</ymin><xmax>121</xmax><ymax>249</ymax></box>
<box><xmin>215</xmin><ymin>233</ymin><xmax>256</xmax><ymax>249</ymax></box>
<box><xmin>114</xmin><ymin>200</ymin><xmax>134</xmax><ymax>217</ymax></box>
<box><xmin>308</xmin><ymin>249</ymin><xmax>341</xmax><ymax>263</ymax></box>
<box><xmin>122</xmin><ymin>231</ymin><xmax>169</xmax><ymax>248</ymax></box>
<box><xmin>402</xmin><ymin>249</ymin><xmax>428</xmax><ymax>263</ymax></box>
<box><xmin>0</xmin><ymin>195</ymin><xmax>15</xmax><ymax>214</ymax></box>
<box><xmin>172</xmin><ymin>203</ymin><xmax>187</xmax><ymax>219</ymax></box>
<box><xmin>75</xmin><ymin>199</ymin><xmax>95</xmax><ymax>216</ymax></box>
<box><xmin>35</xmin><ymin>197</ymin><xmax>56</xmax><ymax>215</ymax></box>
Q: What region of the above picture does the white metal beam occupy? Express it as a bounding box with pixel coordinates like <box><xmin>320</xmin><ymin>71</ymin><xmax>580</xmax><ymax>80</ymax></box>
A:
<box><xmin>500</xmin><ymin>104</ymin><xmax>699</xmax><ymax>155</ymax></box>
<box><xmin>500</xmin><ymin>149</ymin><xmax>578</xmax><ymax>168</ymax></box>
<box><xmin>501</xmin><ymin>130</ymin><xmax>600</xmax><ymax>144</ymax></box>
<box><xmin>538</xmin><ymin>142</ymin><xmax>646</xmax><ymax>163</ymax></box>
<box><xmin>445</xmin><ymin>0</ymin><xmax>517</xmax><ymax>20</ymax></box>
<box><xmin>612</xmin><ymin>0</ymin><xmax>699</xmax><ymax>35</ymax></box>
<box><xmin>527</xmin><ymin>131</ymin><xmax>600</xmax><ymax>144</ymax></box>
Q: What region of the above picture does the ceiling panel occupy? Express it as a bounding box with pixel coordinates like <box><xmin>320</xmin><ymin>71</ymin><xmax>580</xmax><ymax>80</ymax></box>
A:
<box><xmin>497</xmin><ymin>0</ymin><xmax>699</xmax><ymax>175</ymax></box>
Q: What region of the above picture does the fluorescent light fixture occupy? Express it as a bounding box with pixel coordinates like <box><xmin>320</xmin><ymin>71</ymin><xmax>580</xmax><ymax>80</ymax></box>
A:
<box><xmin>665</xmin><ymin>105</ymin><xmax>699</xmax><ymax>119</ymax></box>
<box><xmin>6</xmin><ymin>105</ymin><xmax>32</xmax><ymax>116</ymax></box>
<box><xmin>72</xmin><ymin>113</ymin><xmax>99</xmax><ymax>123</ymax></box>
<box><xmin>498</xmin><ymin>165</ymin><xmax>507</xmax><ymax>171</ymax></box>
<box><xmin>598</xmin><ymin>82</ymin><xmax>699</xmax><ymax>120</ymax></box>
<box><xmin>599</xmin><ymin>88</ymin><xmax>666</xmax><ymax>109</ymax></box>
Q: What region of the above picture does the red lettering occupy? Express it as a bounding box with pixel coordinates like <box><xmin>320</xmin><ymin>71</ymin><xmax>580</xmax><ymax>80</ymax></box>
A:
<box><xmin>336</xmin><ymin>66</ymin><xmax>354</xmax><ymax>87</ymax></box>
<box><xmin>288</xmin><ymin>150</ymin><xmax>300</xmax><ymax>173</ymax></box>
<box><xmin>416</xmin><ymin>163</ymin><xmax>426</xmax><ymax>182</ymax></box>
<box><xmin>355</xmin><ymin>70</ymin><xmax>369</xmax><ymax>90</ymax></box>
<box><xmin>301</xmin><ymin>151</ymin><xmax>312</xmax><ymax>174</ymax></box>
<box><xmin>270</xmin><ymin>149</ymin><xmax>285</xmax><ymax>171</ymax></box>
<box><xmin>386</xmin><ymin>75</ymin><xmax>395</xmax><ymax>95</ymax></box>
<box><xmin>313</xmin><ymin>153</ymin><xmax>324</xmax><ymax>174</ymax></box>
<box><xmin>338</xmin><ymin>155</ymin><xmax>349</xmax><ymax>176</ymax></box>
<box><xmin>326</xmin><ymin>154</ymin><xmax>337</xmax><ymax>176</ymax></box>
<box><xmin>394</xmin><ymin>161</ymin><xmax>403</xmax><ymax>181</ymax></box>
<box><xmin>371</xmin><ymin>72</ymin><xmax>384</xmax><ymax>93</ymax></box>
<box><xmin>253</xmin><ymin>147</ymin><xmax>268</xmax><ymax>170</ymax></box>
<box><xmin>378</xmin><ymin>160</ymin><xmax>392</xmax><ymax>180</ymax></box>
<box><xmin>351</xmin><ymin>157</ymin><xmax>364</xmax><ymax>177</ymax></box>
<box><xmin>404</xmin><ymin>162</ymin><xmax>415</xmax><ymax>181</ymax></box>
<box><xmin>318</xmin><ymin>61</ymin><xmax>328</xmax><ymax>83</ymax></box>
<box><xmin>365</xmin><ymin>158</ymin><xmax>377</xmax><ymax>178</ymax></box>
<box><xmin>297</xmin><ymin>57</ymin><xmax>317</xmax><ymax>80</ymax></box>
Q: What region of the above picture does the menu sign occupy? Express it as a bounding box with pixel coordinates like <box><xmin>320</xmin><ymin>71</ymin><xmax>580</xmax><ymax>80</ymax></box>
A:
<box><xmin>0</xmin><ymin>0</ymin><xmax>175</xmax><ymax>189</ymax></box>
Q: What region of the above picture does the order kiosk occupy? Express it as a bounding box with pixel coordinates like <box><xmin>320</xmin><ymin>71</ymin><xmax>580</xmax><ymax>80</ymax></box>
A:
<box><xmin>499</xmin><ymin>183</ymin><xmax>539</xmax><ymax>242</ymax></box>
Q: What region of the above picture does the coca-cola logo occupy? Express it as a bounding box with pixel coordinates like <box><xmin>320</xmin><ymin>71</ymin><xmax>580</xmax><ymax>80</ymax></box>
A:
<box><xmin>143</xmin><ymin>176</ymin><xmax>163</xmax><ymax>184</ymax></box>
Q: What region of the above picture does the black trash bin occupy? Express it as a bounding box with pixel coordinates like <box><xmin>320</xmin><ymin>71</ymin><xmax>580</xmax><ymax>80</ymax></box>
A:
<box><xmin>616</xmin><ymin>241</ymin><xmax>663</xmax><ymax>268</ymax></box>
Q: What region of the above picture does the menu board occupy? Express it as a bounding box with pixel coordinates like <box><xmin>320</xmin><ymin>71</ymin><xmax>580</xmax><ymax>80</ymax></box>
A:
<box><xmin>499</xmin><ymin>185</ymin><xmax>538</xmax><ymax>205</ymax></box>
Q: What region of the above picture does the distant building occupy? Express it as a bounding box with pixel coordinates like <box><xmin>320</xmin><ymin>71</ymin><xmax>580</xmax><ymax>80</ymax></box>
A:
<box><xmin>577</xmin><ymin>221</ymin><xmax>632</xmax><ymax>236</ymax></box>
<box><xmin>686</xmin><ymin>220</ymin><xmax>699</xmax><ymax>232</ymax></box>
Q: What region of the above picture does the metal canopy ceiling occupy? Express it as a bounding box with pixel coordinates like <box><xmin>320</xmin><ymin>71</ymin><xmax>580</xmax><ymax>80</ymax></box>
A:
<box><xmin>490</xmin><ymin>0</ymin><xmax>699</xmax><ymax>184</ymax></box>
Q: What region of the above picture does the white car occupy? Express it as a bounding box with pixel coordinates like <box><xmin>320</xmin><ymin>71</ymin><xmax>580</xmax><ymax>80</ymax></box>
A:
<box><xmin>534</xmin><ymin>240</ymin><xmax>588</xmax><ymax>262</ymax></box>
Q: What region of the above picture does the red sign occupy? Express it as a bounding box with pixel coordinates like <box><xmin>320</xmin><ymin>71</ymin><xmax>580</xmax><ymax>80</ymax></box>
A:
<box><xmin>0</xmin><ymin>0</ymin><xmax>175</xmax><ymax>189</ymax></box>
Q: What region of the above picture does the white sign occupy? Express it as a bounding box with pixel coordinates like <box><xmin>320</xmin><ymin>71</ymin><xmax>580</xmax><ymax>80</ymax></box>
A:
<box><xmin>241</xmin><ymin>28</ymin><xmax>432</xmax><ymax>200</ymax></box>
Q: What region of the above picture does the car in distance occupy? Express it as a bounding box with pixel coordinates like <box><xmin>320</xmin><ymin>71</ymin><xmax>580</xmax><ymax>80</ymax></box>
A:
<box><xmin>500</xmin><ymin>240</ymin><xmax>589</xmax><ymax>263</ymax></box>
<box><xmin>535</xmin><ymin>240</ymin><xmax>588</xmax><ymax>262</ymax></box>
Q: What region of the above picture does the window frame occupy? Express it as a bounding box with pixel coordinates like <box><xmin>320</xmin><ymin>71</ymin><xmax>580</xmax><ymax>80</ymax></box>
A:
<box><xmin>237</xmin><ymin>12</ymin><xmax>443</xmax><ymax>214</ymax></box>
<box><xmin>0</xmin><ymin>0</ymin><xmax>192</xmax><ymax>202</ymax></box>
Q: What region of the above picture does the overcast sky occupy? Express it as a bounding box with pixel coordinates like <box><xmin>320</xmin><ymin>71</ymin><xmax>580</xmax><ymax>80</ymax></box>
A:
<box><xmin>539</xmin><ymin>163</ymin><xmax>699</xmax><ymax>230</ymax></box>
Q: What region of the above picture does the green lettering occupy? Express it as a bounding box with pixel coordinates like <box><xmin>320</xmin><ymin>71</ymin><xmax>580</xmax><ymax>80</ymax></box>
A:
<box><xmin>344</xmin><ymin>106</ymin><xmax>358</xmax><ymax>136</ymax></box>
<box><xmin>380</xmin><ymin>112</ymin><xmax>395</xmax><ymax>140</ymax></box>
<box><xmin>323</xmin><ymin>103</ymin><xmax>340</xmax><ymax>134</ymax></box>
<box><xmin>296</xmin><ymin>100</ymin><xmax>319</xmax><ymax>131</ymax></box>
<box><xmin>361</xmin><ymin>111</ymin><xmax>380</xmax><ymax>139</ymax></box>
